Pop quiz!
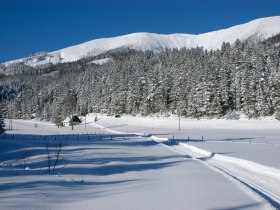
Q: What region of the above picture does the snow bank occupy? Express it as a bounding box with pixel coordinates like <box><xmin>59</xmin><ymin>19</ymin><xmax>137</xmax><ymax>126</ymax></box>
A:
<box><xmin>180</xmin><ymin>143</ymin><xmax>280</xmax><ymax>179</ymax></box>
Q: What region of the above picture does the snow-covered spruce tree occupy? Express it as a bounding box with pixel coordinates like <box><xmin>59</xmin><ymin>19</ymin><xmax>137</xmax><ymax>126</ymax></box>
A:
<box><xmin>1</xmin><ymin>34</ymin><xmax>280</xmax><ymax>120</ymax></box>
<box><xmin>0</xmin><ymin>111</ymin><xmax>5</xmax><ymax>134</ymax></box>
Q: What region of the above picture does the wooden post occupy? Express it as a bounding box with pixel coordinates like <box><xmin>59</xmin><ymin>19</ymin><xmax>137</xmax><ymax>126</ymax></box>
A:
<box><xmin>188</xmin><ymin>137</ymin><xmax>189</xmax><ymax>141</ymax></box>
<box><xmin>202</xmin><ymin>136</ymin><xmax>204</xmax><ymax>141</ymax></box>
<box><xmin>179</xmin><ymin>114</ymin><xmax>181</xmax><ymax>131</ymax></box>
<box><xmin>85</xmin><ymin>115</ymin><xmax>86</xmax><ymax>131</ymax></box>
<box><xmin>10</xmin><ymin>119</ymin><xmax>13</xmax><ymax>131</ymax></box>
<box><xmin>71</xmin><ymin>112</ymin><xmax>74</xmax><ymax>131</ymax></box>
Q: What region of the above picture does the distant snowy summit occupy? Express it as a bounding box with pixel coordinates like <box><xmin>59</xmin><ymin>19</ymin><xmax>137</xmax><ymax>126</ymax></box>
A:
<box><xmin>3</xmin><ymin>16</ymin><xmax>280</xmax><ymax>67</ymax></box>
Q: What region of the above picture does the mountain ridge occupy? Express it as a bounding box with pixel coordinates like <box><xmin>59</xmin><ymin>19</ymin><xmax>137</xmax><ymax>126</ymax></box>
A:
<box><xmin>3</xmin><ymin>16</ymin><xmax>280</xmax><ymax>67</ymax></box>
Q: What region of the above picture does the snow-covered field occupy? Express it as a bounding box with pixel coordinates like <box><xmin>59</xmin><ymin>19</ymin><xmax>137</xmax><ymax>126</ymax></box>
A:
<box><xmin>0</xmin><ymin>116</ymin><xmax>279</xmax><ymax>209</ymax></box>
<box><xmin>91</xmin><ymin>115</ymin><xmax>280</xmax><ymax>167</ymax></box>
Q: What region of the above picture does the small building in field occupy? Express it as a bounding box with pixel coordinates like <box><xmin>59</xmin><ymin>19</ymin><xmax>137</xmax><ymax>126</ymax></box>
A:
<box><xmin>62</xmin><ymin>116</ymin><xmax>81</xmax><ymax>127</ymax></box>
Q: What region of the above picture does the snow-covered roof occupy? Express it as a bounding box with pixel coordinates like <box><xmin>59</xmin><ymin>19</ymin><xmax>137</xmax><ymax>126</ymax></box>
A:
<box><xmin>62</xmin><ymin>117</ymin><xmax>71</xmax><ymax>123</ymax></box>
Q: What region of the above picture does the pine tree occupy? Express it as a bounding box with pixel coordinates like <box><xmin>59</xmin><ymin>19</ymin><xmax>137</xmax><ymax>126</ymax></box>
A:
<box><xmin>0</xmin><ymin>109</ymin><xmax>5</xmax><ymax>134</ymax></box>
<box><xmin>1</xmin><ymin>35</ymin><xmax>280</xmax><ymax>121</ymax></box>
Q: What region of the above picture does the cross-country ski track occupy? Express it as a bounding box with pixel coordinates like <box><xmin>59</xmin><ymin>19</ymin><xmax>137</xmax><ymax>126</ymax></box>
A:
<box><xmin>90</xmin><ymin>121</ymin><xmax>280</xmax><ymax>209</ymax></box>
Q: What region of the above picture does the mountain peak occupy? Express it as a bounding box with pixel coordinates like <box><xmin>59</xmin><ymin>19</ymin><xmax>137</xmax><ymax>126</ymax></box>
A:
<box><xmin>3</xmin><ymin>16</ymin><xmax>280</xmax><ymax>68</ymax></box>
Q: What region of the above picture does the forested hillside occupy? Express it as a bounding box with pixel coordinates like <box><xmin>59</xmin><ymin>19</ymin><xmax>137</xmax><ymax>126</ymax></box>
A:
<box><xmin>1</xmin><ymin>35</ymin><xmax>280</xmax><ymax>122</ymax></box>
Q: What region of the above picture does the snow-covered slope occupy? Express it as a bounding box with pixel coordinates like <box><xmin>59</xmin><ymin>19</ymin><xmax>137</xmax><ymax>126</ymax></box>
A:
<box><xmin>3</xmin><ymin>16</ymin><xmax>280</xmax><ymax>67</ymax></box>
<box><xmin>90</xmin><ymin>58</ymin><xmax>113</xmax><ymax>65</ymax></box>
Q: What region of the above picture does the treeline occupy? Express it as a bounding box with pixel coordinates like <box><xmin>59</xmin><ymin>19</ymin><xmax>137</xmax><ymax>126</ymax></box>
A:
<box><xmin>0</xmin><ymin>35</ymin><xmax>280</xmax><ymax>122</ymax></box>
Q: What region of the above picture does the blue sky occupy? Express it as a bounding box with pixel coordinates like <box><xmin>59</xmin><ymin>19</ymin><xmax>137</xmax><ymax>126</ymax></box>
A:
<box><xmin>0</xmin><ymin>0</ymin><xmax>279</xmax><ymax>62</ymax></box>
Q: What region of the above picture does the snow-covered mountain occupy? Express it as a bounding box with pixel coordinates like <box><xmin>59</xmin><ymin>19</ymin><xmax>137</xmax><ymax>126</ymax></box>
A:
<box><xmin>3</xmin><ymin>16</ymin><xmax>280</xmax><ymax>67</ymax></box>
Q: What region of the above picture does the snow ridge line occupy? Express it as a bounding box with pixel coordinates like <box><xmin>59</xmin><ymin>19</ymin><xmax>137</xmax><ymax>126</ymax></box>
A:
<box><xmin>179</xmin><ymin>143</ymin><xmax>280</xmax><ymax>180</ymax></box>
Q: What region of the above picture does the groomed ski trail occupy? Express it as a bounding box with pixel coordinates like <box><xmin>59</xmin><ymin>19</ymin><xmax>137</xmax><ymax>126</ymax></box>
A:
<box><xmin>178</xmin><ymin>143</ymin><xmax>280</xmax><ymax>209</ymax></box>
<box><xmin>90</xmin><ymin>122</ymin><xmax>280</xmax><ymax>209</ymax></box>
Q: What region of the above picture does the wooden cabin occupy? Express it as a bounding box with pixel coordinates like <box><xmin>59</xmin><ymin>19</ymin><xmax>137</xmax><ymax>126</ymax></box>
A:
<box><xmin>62</xmin><ymin>116</ymin><xmax>81</xmax><ymax>127</ymax></box>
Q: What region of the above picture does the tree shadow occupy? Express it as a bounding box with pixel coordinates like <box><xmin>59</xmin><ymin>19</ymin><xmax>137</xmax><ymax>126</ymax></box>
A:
<box><xmin>207</xmin><ymin>202</ymin><xmax>261</xmax><ymax>210</ymax></box>
<box><xmin>60</xmin><ymin>160</ymin><xmax>184</xmax><ymax>176</ymax></box>
<box><xmin>62</xmin><ymin>155</ymin><xmax>182</xmax><ymax>165</ymax></box>
<box><xmin>103</xmin><ymin>124</ymin><xmax>128</xmax><ymax>129</ymax></box>
<box><xmin>0</xmin><ymin>133</ymin><xmax>188</xmax><ymax>178</ymax></box>
<box><xmin>218</xmin><ymin>137</ymin><xmax>261</xmax><ymax>142</ymax></box>
<box><xmin>0</xmin><ymin>179</ymin><xmax>139</xmax><ymax>192</ymax></box>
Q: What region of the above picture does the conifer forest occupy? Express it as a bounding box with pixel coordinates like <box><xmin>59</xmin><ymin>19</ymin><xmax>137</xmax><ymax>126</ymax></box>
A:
<box><xmin>0</xmin><ymin>35</ymin><xmax>280</xmax><ymax>123</ymax></box>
